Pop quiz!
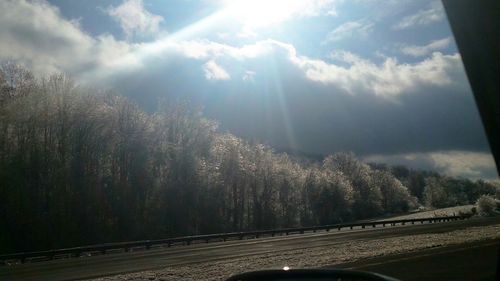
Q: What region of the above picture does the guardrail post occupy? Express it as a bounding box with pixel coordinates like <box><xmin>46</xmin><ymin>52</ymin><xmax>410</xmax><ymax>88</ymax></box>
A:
<box><xmin>382</xmin><ymin>223</ymin><xmax>385</xmax><ymax>227</ymax></box>
<box><xmin>362</xmin><ymin>225</ymin><xmax>365</xmax><ymax>229</ymax></box>
<box><xmin>338</xmin><ymin>227</ymin><xmax>341</xmax><ymax>231</ymax></box>
<box><xmin>372</xmin><ymin>224</ymin><xmax>376</xmax><ymax>228</ymax></box>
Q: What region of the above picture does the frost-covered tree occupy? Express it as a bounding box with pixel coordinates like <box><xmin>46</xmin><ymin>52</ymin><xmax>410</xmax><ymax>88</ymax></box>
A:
<box><xmin>371</xmin><ymin>170</ymin><xmax>416</xmax><ymax>213</ymax></box>
<box><xmin>476</xmin><ymin>195</ymin><xmax>498</xmax><ymax>216</ymax></box>
<box><xmin>324</xmin><ymin>153</ymin><xmax>383</xmax><ymax>219</ymax></box>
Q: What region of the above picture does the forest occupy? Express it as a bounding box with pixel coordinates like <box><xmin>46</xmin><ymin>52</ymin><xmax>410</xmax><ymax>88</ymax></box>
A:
<box><xmin>1</xmin><ymin>64</ymin><xmax>499</xmax><ymax>253</ymax></box>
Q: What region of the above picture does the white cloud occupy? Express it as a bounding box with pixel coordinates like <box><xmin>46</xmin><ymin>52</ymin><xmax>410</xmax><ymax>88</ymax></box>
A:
<box><xmin>352</xmin><ymin>0</ymin><xmax>413</xmax><ymax>19</ymax></box>
<box><xmin>295</xmin><ymin>50</ymin><xmax>463</xmax><ymax>97</ymax></box>
<box><xmin>219</xmin><ymin>0</ymin><xmax>342</xmax><ymax>40</ymax></box>
<box><xmin>155</xmin><ymin>39</ymin><xmax>464</xmax><ymax>97</ymax></box>
<box><xmin>363</xmin><ymin>151</ymin><xmax>499</xmax><ymax>180</ymax></box>
<box><xmin>393</xmin><ymin>1</ymin><xmax>444</xmax><ymax>30</ymax></box>
<box><xmin>297</xmin><ymin>0</ymin><xmax>342</xmax><ymax>17</ymax></box>
<box><xmin>107</xmin><ymin>0</ymin><xmax>164</xmax><ymax>39</ymax></box>
<box><xmin>203</xmin><ymin>60</ymin><xmax>230</xmax><ymax>80</ymax></box>
<box><xmin>236</xmin><ymin>26</ymin><xmax>258</xmax><ymax>39</ymax></box>
<box><xmin>430</xmin><ymin>151</ymin><xmax>498</xmax><ymax>180</ymax></box>
<box><xmin>242</xmin><ymin>70</ymin><xmax>256</xmax><ymax>82</ymax></box>
<box><xmin>220</xmin><ymin>0</ymin><xmax>341</xmax><ymax>21</ymax></box>
<box><xmin>0</xmin><ymin>0</ymin><xmax>133</xmax><ymax>77</ymax></box>
<box><xmin>324</xmin><ymin>19</ymin><xmax>374</xmax><ymax>43</ymax></box>
<box><xmin>400</xmin><ymin>37</ymin><xmax>452</xmax><ymax>57</ymax></box>
<box><xmin>161</xmin><ymin>39</ymin><xmax>295</xmax><ymax>61</ymax></box>
<box><xmin>126</xmin><ymin>38</ymin><xmax>464</xmax><ymax>97</ymax></box>
<box><xmin>0</xmin><ymin>0</ymin><xmax>464</xmax><ymax>99</ymax></box>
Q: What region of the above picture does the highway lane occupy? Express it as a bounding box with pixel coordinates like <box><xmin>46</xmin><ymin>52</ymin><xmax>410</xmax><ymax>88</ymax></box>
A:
<box><xmin>1</xmin><ymin>217</ymin><xmax>499</xmax><ymax>281</ymax></box>
<box><xmin>337</xmin><ymin>238</ymin><xmax>500</xmax><ymax>281</ymax></box>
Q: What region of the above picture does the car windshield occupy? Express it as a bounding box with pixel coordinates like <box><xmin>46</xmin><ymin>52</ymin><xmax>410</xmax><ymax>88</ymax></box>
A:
<box><xmin>0</xmin><ymin>1</ymin><xmax>499</xmax><ymax>281</ymax></box>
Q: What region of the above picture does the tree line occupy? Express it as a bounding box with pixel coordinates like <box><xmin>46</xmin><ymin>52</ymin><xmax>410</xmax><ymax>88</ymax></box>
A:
<box><xmin>0</xmin><ymin>64</ymin><xmax>498</xmax><ymax>253</ymax></box>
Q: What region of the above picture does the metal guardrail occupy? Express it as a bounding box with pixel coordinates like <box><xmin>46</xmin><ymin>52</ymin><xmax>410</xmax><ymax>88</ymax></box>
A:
<box><xmin>0</xmin><ymin>215</ymin><xmax>470</xmax><ymax>264</ymax></box>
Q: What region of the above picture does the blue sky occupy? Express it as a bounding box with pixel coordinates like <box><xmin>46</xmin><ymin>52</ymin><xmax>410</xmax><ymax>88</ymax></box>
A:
<box><xmin>0</xmin><ymin>0</ymin><xmax>498</xmax><ymax>180</ymax></box>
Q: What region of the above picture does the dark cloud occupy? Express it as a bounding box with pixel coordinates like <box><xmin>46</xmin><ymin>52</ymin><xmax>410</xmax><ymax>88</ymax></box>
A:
<box><xmin>103</xmin><ymin>43</ymin><xmax>489</xmax><ymax>161</ymax></box>
<box><xmin>363</xmin><ymin>151</ymin><xmax>499</xmax><ymax>180</ymax></box>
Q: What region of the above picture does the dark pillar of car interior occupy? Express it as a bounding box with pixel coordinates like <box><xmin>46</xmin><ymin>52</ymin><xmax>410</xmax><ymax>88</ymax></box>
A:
<box><xmin>442</xmin><ymin>1</ymin><xmax>500</xmax><ymax>280</ymax></box>
<box><xmin>442</xmin><ymin>0</ymin><xmax>500</xmax><ymax>176</ymax></box>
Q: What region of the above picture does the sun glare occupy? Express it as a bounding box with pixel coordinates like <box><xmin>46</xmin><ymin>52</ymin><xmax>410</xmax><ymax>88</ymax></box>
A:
<box><xmin>222</xmin><ymin>0</ymin><xmax>304</xmax><ymax>28</ymax></box>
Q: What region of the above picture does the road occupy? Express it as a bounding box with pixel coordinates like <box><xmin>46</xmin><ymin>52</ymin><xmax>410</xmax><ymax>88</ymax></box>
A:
<box><xmin>337</xmin><ymin>238</ymin><xmax>500</xmax><ymax>281</ymax></box>
<box><xmin>1</xmin><ymin>217</ymin><xmax>499</xmax><ymax>281</ymax></box>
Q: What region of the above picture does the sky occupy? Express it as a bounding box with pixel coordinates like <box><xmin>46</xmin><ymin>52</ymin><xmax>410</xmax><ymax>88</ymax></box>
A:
<box><xmin>0</xmin><ymin>0</ymin><xmax>498</xmax><ymax>180</ymax></box>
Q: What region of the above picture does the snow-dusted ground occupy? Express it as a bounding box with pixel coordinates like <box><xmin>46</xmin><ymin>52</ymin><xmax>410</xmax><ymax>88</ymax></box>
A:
<box><xmin>90</xmin><ymin>222</ymin><xmax>500</xmax><ymax>281</ymax></box>
<box><xmin>381</xmin><ymin>205</ymin><xmax>475</xmax><ymax>221</ymax></box>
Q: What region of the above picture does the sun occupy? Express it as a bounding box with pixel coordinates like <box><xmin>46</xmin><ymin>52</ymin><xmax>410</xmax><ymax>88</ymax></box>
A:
<box><xmin>221</xmin><ymin>0</ymin><xmax>303</xmax><ymax>28</ymax></box>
